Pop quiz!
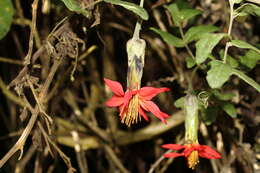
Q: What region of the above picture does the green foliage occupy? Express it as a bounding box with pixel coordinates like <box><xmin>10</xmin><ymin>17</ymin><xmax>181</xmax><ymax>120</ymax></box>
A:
<box><xmin>230</xmin><ymin>39</ymin><xmax>260</xmax><ymax>53</ymax></box>
<box><xmin>200</xmin><ymin>89</ymin><xmax>237</xmax><ymax>124</ymax></box>
<box><xmin>152</xmin><ymin>1</ymin><xmax>260</xmax><ymax>130</ymax></box>
<box><xmin>174</xmin><ymin>96</ymin><xmax>185</xmax><ymax>108</ymax></box>
<box><xmin>60</xmin><ymin>0</ymin><xmax>149</xmax><ymax>20</ymax></box>
<box><xmin>166</xmin><ymin>3</ymin><xmax>181</xmax><ymax>26</ymax></box>
<box><xmin>186</xmin><ymin>57</ymin><xmax>196</xmax><ymax>68</ymax></box>
<box><xmin>232</xmin><ymin>69</ymin><xmax>260</xmax><ymax>92</ymax></box>
<box><xmin>235</xmin><ymin>3</ymin><xmax>260</xmax><ymax>18</ymax></box>
<box><xmin>184</xmin><ymin>25</ymin><xmax>219</xmax><ymax>43</ymax></box>
<box><xmin>60</xmin><ymin>0</ymin><xmax>91</xmax><ymax>17</ymax></box>
<box><xmin>195</xmin><ymin>33</ymin><xmax>226</xmax><ymax>64</ymax></box>
<box><xmin>0</xmin><ymin>0</ymin><xmax>14</xmax><ymax>40</ymax></box>
<box><xmin>206</xmin><ymin>60</ymin><xmax>232</xmax><ymax>88</ymax></box>
<box><xmin>201</xmin><ymin>106</ymin><xmax>219</xmax><ymax>125</ymax></box>
<box><xmin>221</xmin><ymin>102</ymin><xmax>237</xmax><ymax>118</ymax></box>
<box><xmin>226</xmin><ymin>55</ymin><xmax>239</xmax><ymax>68</ymax></box>
<box><xmin>166</xmin><ymin>3</ymin><xmax>201</xmax><ymax>26</ymax></box>
<box><xmin>104</xmin><ymin>0</ymin><xmax>149</xmax><ymax>20</ymax></box>
<box><xmin>239</xmin><ymin>50</ymin><xmax>260</xmax><ymax>69</ymax></box>
<box><xmin>150</xmin><ymin>28</ymin><xmax>185</xmax><ymax>48</ymax></box>
<box><xmin>180</xmin><ymin>9</ymin><xmax>201</xmax><ymax>21</ymax></box>
<box><xmin>211</xmin><ymin>90</ymin><xmax>235</xmax><ymax>101</ymax></box>
<box><xmin>219</xmin><ymin>50</ymin><xmax>239</xmax><ymax>68</ymax></box>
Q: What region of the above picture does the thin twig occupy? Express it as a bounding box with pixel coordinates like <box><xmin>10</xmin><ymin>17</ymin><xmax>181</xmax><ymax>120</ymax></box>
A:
<box><xmin>148</xmin><ymin>139</ymin><xmax>184</xmax><ymax>173</ymax></box>
<box><xmin>15</xmin><ymin>0</ymin><xmax>24</xmax><ymax>18</ymax></box>
<box><xmin>24</xmin><ymin>0</ymin><xmax>39</xmax><ymax>65</ymax></box>
<box><xmin>103</xmin><ymin>144</ymin><xmax>130</xmax><ymax>173</ymax></box>
<box><xmin>0</xmin><ymin>107</ymin><xmax>40</xmax><ymax>168</ymax></box>
<box><xmin>0</xmin><ymin>58</ymin><xmax>63</xmax><ymax>168</ymax></box>
<box><xmin>200</xmin><ymin>123</ymin><xmax>220</xmax><ymax>173</ymax></box>
<box><xmin>57</xmin><ymin>111</ymin><xmax>184</xmax><ymax>149</ymax></box>
<box><xmin>15</xmin><ymin>145</ymin><xmax>37</xmax><ymax>173</ymax></box>
<box><xmin>76</xmin><ymin>112</ymin><xmax>112</xmax><ymax>143</ymax></box>
<box><xmin>71</xmin><ymin>131</ymin><xmax>88</xmax><ymax>173</ymax></box>
<box><xmin>0</xmin><ymin>77</ymin><xmax>26</xmax><ymax>107</ymax></box>
<box><xmin>13</xmin><ymin>18</ymin><xmax>41</xmax><ymax>49</ymax></box>
<box><xmin>8</xmin><ymin>21</ymin><xmax>69</xmax><ymax>90</ymax></box>
<box><xmin>0</xmin><ymin>57</ymin><xmax>23</xmax><ymax>65</ymax></box>
<box><xmin>148</xmin><ymin>150</ymin><xmax>171</xmax><ymax>173</ymax></box>
<box><xmin>38</xmin><ymin>122</ymin><xmax>76</xmax><ymax>172</ymax></box>
<box><xmin>27</xmin><ymin>77</ymin><xmax>53</xmax><ymax>125</ymax></box>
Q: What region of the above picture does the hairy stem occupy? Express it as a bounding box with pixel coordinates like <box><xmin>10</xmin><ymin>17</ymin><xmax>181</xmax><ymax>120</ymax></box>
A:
<box><xmin>133</xmin><ymin>0</ymin><xmax>145</xmax><ymax>39</ymax></box>
<box><xmin>223</xmin><ymin>0</ymin><xmax>234</xmax><ymax>63</ymax></box>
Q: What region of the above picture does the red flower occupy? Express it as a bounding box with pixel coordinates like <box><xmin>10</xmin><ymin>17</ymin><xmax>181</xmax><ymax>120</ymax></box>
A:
<box><xmin>104</xmin><ymin>78</ymin><xmax>170</xmax><ymax>126</ymax></box>
<box><xmin>162</xmin><ymin>143</ymin><xmax>221</xmax><ymax>169</ymax></box>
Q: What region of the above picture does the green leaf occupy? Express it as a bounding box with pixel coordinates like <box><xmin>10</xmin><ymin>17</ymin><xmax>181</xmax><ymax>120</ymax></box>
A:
<box><xmin>174</xmin><ymin>97</ymin><xmax>185</xmax><ymax>108</ymax></box>
<box><xmin>195</xmin><ymin>33</ymin><xmax>226</xmax><ymax>64</ymax></box>
<box><xmin>166</xmin><ymin>3</ymin><xmax>182</xmax><ymax>26</ymax></box>
<box><xmin>186</xmin><ymin>57</ymin><xmax>196</xmax><ymax>68</ymax></box>
<box><xmin>232</xmin><ymin>69</ymin><xmax>260</xmax><ymax>92</ymax></box>
<box><xmin>150</xmin><ymin>27</ymin><xmax>185</xmax><ymax>48</ymax></box>
<box><xmin>227</xmin><ymin>55</ymin><xmax>239</xmax><ymax>68</ymax></box>
<box><xmin>230</xmin><ymin>40</ymin><xmax>260</xmax><ymax>54</ymax></box>
<box><xmin>0</xmin><ymin>0</ymin><xmax>14</xmax><ymax>40</ymax></box>
<box><xmin>201</xmin><ymin>106</ymin><xmax>219</xmax><ymax>125</ymax></box>
<box><xmin>104</xmin><ymin>0</ymin><xmax>149</xmax><ymax>20</ymax></box>
<box><xmin>221</xmin><ymin>102</ymin><xmax>237</xmax><ymax>118</ymax></box>
<box><xmin>206</xmin><ymin>60</ymin><xmax>232</xmax><ymax>88</ymax></box>
<box><xmin>219</xmin><ymin>49</ymin><xmax>239</xmax><ymax>68</ymax></box>
<box><xmin>235</xmin><ymin>3</ymin><xmax>260</xmax><ymax>18</ymax></box>
<box><xmin>166</xmin><ymin>3</ymin><xmax>201</xmax><ymax>26</ymax></box>
<box><xmin>60</xmin><ymin>0</ymin><xmax>91</xmax><ymax>17</ymax></box>
<box><xmin>181</xmin><ymin>9</ymin><xmax>202</xmax><ymax>21</ymax></box>
<box><xmin>211</xmin><ymin>89</ymin><xmax>235</xmax><ymax>101</ymax></box>
<box><xmin>184</xmin><ymin>25</ymin><xmax>219</xmax><ymax>43</ymax></box>
<box><xmin>239</xmin><ymin>50</ymin><xmax>260</xmax><ymax>69</ymax></box>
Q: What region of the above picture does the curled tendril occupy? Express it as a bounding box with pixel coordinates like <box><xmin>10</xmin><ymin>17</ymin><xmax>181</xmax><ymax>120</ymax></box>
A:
<box><xmin>198</xmin><ymin>91</ymin><xmax>209</xmax><ymax>108</ymax></box>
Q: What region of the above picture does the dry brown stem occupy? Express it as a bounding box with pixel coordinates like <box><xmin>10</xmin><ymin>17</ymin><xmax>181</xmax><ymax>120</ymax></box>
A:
<box><xmin>0</xmin><ymin>22</ymin><xmax>71</xmax><ymax>168</ymax></box>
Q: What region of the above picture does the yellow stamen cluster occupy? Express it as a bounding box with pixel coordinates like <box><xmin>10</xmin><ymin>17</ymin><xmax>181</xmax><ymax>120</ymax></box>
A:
<box><xmin>187</xmin><ymin>150</ymin><xmax>199</xmax><ymax>169</ymax></box>
<box><xmin>121</xmin><ymin>95</ymin><xmax>141</xmax><ymax>127</ymax></box>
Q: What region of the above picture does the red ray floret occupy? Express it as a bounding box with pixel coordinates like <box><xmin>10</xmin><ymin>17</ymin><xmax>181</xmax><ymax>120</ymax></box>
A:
<box><xmin>104</xmin><ymin>78</ymin><xmax>170</xmax><ymax>125</ymax></box>
<box><xmin>162</xmin><ymin>143</ymin><xmax>221</xmax><ymax>159</ymax></box>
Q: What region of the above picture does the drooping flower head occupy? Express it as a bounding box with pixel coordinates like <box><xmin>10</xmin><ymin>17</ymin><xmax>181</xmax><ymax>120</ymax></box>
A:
<box><xmin>162</xmin><ymin>94</ymin><xmax>221</xmax><ymax>169</ymax></box>
<box><xmin>104</xmin><ymin>78</ymin><xmax>170</xmax><ymax>126</ymax></box>
<box><xmin>104</xmin><ymin>36</ymin><xmax>170</xmax><ymax>126</ymax></box>
<box><xmin>162</xmin><ymin>143</ymin><xmax>221</xmax><ymax>169</ymax></box>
